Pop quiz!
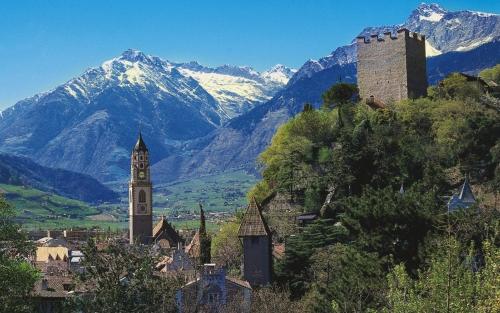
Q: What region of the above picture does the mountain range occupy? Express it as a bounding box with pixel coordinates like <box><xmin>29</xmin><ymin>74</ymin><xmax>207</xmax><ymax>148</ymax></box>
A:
<box><xmin>0</xmin><ymin>3</ymin><xmax>498</xmax><ymax>188</ymax></box>
<box><xmin>0</xmin><ymin>51</ymin><xmax>294</xmax><ymax>182</ymax></box>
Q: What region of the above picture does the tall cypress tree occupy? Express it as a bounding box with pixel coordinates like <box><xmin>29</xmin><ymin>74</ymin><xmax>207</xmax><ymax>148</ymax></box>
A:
<box><xmin>198</xmin><ymin>203</ymin><xmax>211</xmax><ymax>264</ymax></box>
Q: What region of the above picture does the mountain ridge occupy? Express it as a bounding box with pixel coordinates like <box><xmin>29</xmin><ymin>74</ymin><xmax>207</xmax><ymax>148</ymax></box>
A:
<box><xmin>0</xmin><ymin>154</ymin><xmax>118</xmax><ymax>203</ymax></box>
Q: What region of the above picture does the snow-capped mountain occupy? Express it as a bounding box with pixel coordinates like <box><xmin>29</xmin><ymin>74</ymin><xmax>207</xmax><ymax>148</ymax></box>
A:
<box><xmin>291</xmin><ymin>3</ymin><xmax>500</xmax><ymax>83</ymax></box>
<box><xmin>177</xmin><ymin>62</ymin><xmax>295</xmax><ymax>117</ymax></box>
<box><xmin>0</xmin><ymin>49</ymin><xmax>293</xmax><ymax>181</ymax></box>
<box><xmin>153</xmin><ymin>3</ymin><xmax>500</xmax><ymax>183</ymax></box>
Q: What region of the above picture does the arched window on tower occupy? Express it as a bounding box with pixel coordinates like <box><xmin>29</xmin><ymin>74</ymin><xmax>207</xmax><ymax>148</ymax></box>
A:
<box><xmin>139</xmin><ymin>190</ymin><xmax>146</xmax><ymax>203</ymax></box>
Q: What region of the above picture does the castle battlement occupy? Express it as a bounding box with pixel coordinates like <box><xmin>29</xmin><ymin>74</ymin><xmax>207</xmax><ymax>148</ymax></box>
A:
<box><xmin>356</xmin><ymin>28</ymin><xmax>428</xmax><ymax>105</ymax></box>
<box><xmin>356</xmin><ymin>28</ymin><xmax>425</xmax><ymax>44</ymax></box>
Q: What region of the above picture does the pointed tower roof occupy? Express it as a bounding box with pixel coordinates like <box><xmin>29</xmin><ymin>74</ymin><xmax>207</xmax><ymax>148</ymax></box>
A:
<box><xmin>458</xmin><ymin>175</ymin><xmax>476</xmax><ymax>204</ymax></box>
<box><xmin>238</xmin><ymin>197</ymin><xmax>271</xmax><ymax>237</ymax></box>
<box><xmin>134</xmin><ymin>133</ymin><xmax>148</xmax><ymax>152</ymax></box>
<box><xmin>448</xmin><ymin>175</ymin><xmax>477</xmax><ymax>212</ymax></box>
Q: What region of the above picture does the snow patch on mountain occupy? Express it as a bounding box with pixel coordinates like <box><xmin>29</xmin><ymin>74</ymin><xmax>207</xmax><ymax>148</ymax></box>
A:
<box><xmin>426</xmin><ymin>40</ymin><xmax>442</xmax><ymax>56</ymax></box>
<box><xmin>468</xmin><ymin>11</ymin><xmax>499</xmax><ymax>18</ymax></box>
<box><xmin>261</xmin><ymin>64</ymin><xmax>297</xmax><ymax>85</ymax></box>
<box><xmin>177</xmin><ymin>63</ymin><xmax>295</xmax><ymax>117</ymax></box>
<box><xmin>177</xmin><ymin>68</ymin><xmax>273</xmax><ymax>117</ymax></box>
<box><xmin>417</xmin><ymin>3</ymin><xmax>447</xmax><ymax>22</ymax></box>
<box><xmin>456</xmin><ymin>35</ymin><xmax>495</xmax><ymax>51</ymax></box>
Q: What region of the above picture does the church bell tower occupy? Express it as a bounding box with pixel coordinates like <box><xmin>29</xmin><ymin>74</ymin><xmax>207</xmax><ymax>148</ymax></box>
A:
<box><xmin>129</xmin><ymin>133</ymin><xmax>153</xmax><ymax>244</ymax></box>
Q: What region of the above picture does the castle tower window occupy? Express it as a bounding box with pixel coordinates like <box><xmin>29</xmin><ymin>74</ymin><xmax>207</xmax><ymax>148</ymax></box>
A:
<box><xmin>139</xmin><ymin>190</ymin><xmax>146</xmax><ymax>203</ymax></box>
<box><xmin>139</xmin><ymin>155</ymin><xmax>144</xmax><ymax>161</ymax></box>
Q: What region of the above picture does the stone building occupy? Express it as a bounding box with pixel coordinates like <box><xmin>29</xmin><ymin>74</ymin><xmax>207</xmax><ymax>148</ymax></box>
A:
<box><xmin>356</xmin><ymin>28</ymin><xmax>427</xmax><ymax>106</ymax></box>
<box><xmin>129</xmin><ymin>133</ymin><xmax>153</xmax><ymax>244</ymax></box>
<box><xmin>176</xmin><ymin>265</ymin><xmax>251</xmax><ymax>313</ymax></box>
<box><xmin>238</xmin><ymin>198</ymin><xmax>272</xmax><ymax>287</ymax></box>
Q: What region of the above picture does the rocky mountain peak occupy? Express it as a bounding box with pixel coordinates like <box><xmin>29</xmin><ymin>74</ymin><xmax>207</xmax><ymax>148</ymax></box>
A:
<box><xmin>415</xmin><ymin>3</ymin><xmax>447</xmax><ymax>15</ymax></box>
<box><xmin>119</xmin><ymin>49</ymin><xmax>151</xmax><ymax>63</ymax></box>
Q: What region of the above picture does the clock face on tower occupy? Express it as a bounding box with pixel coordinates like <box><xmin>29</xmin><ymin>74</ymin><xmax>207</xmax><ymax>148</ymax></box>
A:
<box><xmin>138</xmin><ymin>170</ymin><xmax>145</xmax><ymax>179</ymax></box>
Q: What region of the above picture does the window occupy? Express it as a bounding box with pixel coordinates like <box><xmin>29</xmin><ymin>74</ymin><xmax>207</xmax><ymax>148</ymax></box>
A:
<box><xmin>139</xmin><ymin>190</ymin><xmax>146</xmax><ymax>203</ymax></box>
<box><xmin>139</xmin><ymin>163</ymin><xmax>144</xmax><ymax>169</ymax></box>
<box><xmin>139</xmin><ymin>155</ymin><xmax>144</xmax><ymax>161</ymax></box>
<box><xmin>208</xmin><ymin>293</ymin><xmax>219</xmax><ymax>304</ymax></box>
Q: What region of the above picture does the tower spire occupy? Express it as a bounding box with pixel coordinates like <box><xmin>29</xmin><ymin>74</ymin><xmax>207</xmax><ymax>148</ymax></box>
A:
<box><xmin>134</xmin><ymin>132</ymin><xmax>148</xmax><ymax>152</ymax></box>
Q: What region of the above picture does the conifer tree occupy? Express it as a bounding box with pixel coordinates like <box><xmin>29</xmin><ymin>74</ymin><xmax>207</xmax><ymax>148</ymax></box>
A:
<box><xmin>199</xmin><ymin>203</ymin><xmax>211</xmax><ymax>264</ymax></box>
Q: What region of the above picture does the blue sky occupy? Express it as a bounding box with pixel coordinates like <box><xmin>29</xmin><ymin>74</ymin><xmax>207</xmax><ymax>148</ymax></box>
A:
<box><xmin>0</xmin><ymin>0</ymin><xmax>498</xmax><ymax>109</ymax></box>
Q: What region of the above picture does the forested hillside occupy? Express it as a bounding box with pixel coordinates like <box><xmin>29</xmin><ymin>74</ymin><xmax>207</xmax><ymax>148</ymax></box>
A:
<box><xmin>246</xmin><ymin>65</ymin><xmax>500</xmax><ymax>311</ymax></box>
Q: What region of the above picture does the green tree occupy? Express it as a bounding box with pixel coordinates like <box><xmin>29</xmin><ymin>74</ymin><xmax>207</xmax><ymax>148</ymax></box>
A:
<box><xmin>341</xmin><ymin>186</ymin><xmax>438</xmax><ymax>272</ymax></box>
<box><xmin>322</xmin><ymin>83</ymin><xmax>359</xmax><ymax>110</ymax></box>
<box><xmin>306</xmin><ymin>244</ymin><xmax>385</xmax><ymax>313</ymax></box>
<box><xmin>384</xmin><ymin>238</ymin><xmax>499</xmax><ymax>313</ymax></box>
<box><xmin>211</xmin><ymin>220</ymin><xmax>242</xmax><ymax>274</ymax></box>
<box><xmin>0</xmin><ymin>196</ymin><xmax>40</xmax><ymax>313</ymax></box>
<box><xmin>428</xmin><ymin>73</ymin><xmax>483</xmax><ymax>100</ymax></box>
<box><xmin>199</xmin><ymin>204</ymin><xmax>211</xmax><ymax>264</ymax></box>
<box><xmin>69</xmin><ymin>239</ymin><xmax>181</xmax><ymax>313</ymax></box>
<box><xmin>275</xmin><ymin>219</ymin><xmax>348</xmax><ymax>299</ymax></box>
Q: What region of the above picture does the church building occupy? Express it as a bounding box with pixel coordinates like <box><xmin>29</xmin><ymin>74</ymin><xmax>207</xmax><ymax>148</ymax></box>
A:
<box><xmin>129</xmin><ymin>133</ymin><xmax>153</xmax><ymax>244</ymax></box>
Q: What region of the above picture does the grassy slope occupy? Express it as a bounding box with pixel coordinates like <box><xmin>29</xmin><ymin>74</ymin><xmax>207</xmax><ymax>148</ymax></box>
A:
<box><xmin>0</xmin><ymin>183</ymin><xmax>109</xmax><ymax>229</ymax></box>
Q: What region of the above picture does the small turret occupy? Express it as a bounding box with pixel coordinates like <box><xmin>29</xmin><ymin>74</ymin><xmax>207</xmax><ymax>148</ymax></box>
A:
<box><xmin>448</xmin><ymin>175</ymin><xmax>477</xmax><ymax>212</ymax></box>
<box><xmin>238</xmin><ymin>197</ymin><xmax>272</xmax><ymax>287</ymax></box>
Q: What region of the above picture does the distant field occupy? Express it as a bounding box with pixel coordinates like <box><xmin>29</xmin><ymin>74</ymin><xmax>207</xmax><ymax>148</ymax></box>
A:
<box><xmin>4</xmin><ymin>170</ymin><xmax>256</xmax><ymax>231</ymax></box>
<box><xmin>122</xmin><ymin>170</ymin><xmax>258</xmax><ymax>216</ymax></box>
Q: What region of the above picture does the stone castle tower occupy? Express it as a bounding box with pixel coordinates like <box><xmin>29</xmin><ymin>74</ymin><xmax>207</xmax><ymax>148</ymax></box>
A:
<box><xmin>129</xmin><ymin>133</ymin><xmax>153</xmax><ymax>244</ymax></box>
<box><xmin>356</xmin><ymin>28</ymin><xmax>428</xmax><ymax>106</ymax></box>
<box><xmin>238</xmin><ymin>197</ymin><xmax>272</xmax><ymax>287</ymax></box>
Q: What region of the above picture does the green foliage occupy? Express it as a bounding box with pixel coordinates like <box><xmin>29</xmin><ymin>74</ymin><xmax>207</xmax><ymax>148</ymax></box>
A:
<box><xmin>275</xmin><ymin>219</ymin><xmax>348</xmax><ymax>298</ymax></box>
<box><xmin>306</xmin><ymin>244</ymin><xmax>385</xmax><ymax>313</ymax></box>
<box><xmin>428</xmin><ymin>73</ymin><xmax>483</xmax><ymax>100</ymax></box>
<box><xmin>479</xmin><ymin>64</ymin><xmax>500</xmax><ymax>84</ymax></box>
<box><xmin>0</xmin><ymin>196</ymin><xmax>40</xmax><ymax>313</ymax></box>
<box><xmin>384</xmin><ymin>238</ymin><xmax>500</xmax><ymax>313</ymax></box>
<box><xmin>252</xmin><ymin>70</ymin><xmax>500</xmax><ymax>311</ymax></box>
<box><xmin>69</xmin><ymin>240</ymin><xmax>181</xmax><ymax>313</ymax></box>
<box><xmin>199</xmin><ymin>206</ymin><xmax>212</xmax><ymax>264</ymax></box>
<box><xmin>341</xmin><ymin>186</ymin><xmax>439</xmax><ymax>272</ymax></box>
<box><xmin>211</xmin><ymin>221</ymin><xmax>242</xmax><ymax>274</ymax></box>
<box><xmin>322</xmin><ymin>83</ymin><xmax>359</xmax><ymax>110</ymax></box>
<box><xmin>255</xmin><ymin>78</ymin><xmax>499</xmax><ymax>213</ymax></box>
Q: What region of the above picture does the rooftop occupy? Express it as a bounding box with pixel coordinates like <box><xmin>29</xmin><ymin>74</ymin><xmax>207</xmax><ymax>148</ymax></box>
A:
<box><xmin>238</xmin><ymin>197</ymin><xmax>271</xmax><ymax>237</ymax></box>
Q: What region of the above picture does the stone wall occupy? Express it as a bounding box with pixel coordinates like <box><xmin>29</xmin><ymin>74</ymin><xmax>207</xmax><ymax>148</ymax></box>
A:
<box><xmin>357</xmin><ymin>29</ymin><xmax>427</xmax><ymax>104</ymax></box>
